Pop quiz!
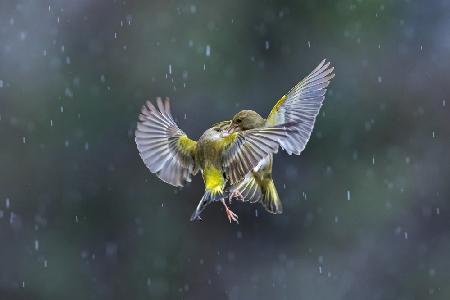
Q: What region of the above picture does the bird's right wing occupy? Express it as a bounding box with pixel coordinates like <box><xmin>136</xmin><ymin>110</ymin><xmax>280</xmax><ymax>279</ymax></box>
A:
<box><xmin>135</xmin><ymin>98</ymin><xmax>198</xmax><ymax>187</ymax></box>
<box><xmin>266</xmin><ymin>59</ymin><xmax>335</xmax><ymax>155</ymax></box>
<box><xmin>222</xmin><ymin>123</ymin><xmax>296</xmax><ymax>184</ymax></box>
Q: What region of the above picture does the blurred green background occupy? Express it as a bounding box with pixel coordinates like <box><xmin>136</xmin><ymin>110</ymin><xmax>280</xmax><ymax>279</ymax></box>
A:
<box><xmin>0</xmin><ymin>0</ymin><xmax>449</xmax><ymax>299</ymax></box>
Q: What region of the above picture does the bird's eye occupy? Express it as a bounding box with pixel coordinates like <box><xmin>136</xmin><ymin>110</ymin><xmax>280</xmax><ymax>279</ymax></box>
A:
<box><xmin>214</xmin><ymin>128</ymin><xmax>221</xmax><ymax>132</ymax></box>
<box><xmin>236</xmin><ymin>119</ymin><xmax>242</xmax><ymax>123</ymax></box>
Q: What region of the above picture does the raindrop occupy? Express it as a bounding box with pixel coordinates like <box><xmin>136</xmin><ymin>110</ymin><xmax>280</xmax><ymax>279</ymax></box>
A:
<box><xmin>205</xmin><ymin>45</ymin><xmax>211</xmax><ymax>56</ymax></box>
<box><xmin>443</xmin><ymin>99</ymin><xmax>446</xmax><ymax>107</ymax></box>
<box><xmin>84</xmin><ymin>142</ymin><xmax>89</xmax><ymax>151</ymax></box>
<box><xmin>114</xmin><ymin>32</ymin><xmax>118</xmax><ymax>39</ymax></box>
<box><xmin>372</xmin><ymin>155</ymin><xmax>375</xmax><ymax>165</ymax></box>
<box><xmin>377</xmin><ymin>76</ymin><xmax>382</xmax><ymax>83</ymax></box>
<box><xmin>0</xmin><ymin>80</ymin><xmax>3</xmax><ymax>88</ymax></box>
<box><xmin>60</xmin><ymin>106</ymin><xmax>64</xmax><ymax>113</ymax></box>
<box><xmin>44</xmin><ymin>260</ymin><xmax>48</xmax><ymax>268</ymax></box>
<box><xmin>168</xmin><ymin>64</ymin><xmax>172</xmax><ymax>74</ymax></box>
<box><xmin>34</xmin><ymin>240</ymin><xmax>39</xmax><ymax>251</ymax></box>
<box><xmin>22</xmin><ymin>137</ymin><xmax>26</xmax><ymax>144</ymax></box>
<box><xmin>307</xmin><ymin>41</ymin><xmax>311</xmax><ymax>48</ymax></box>
<box><xmin>318</xmin><ymin>266</ymin><xmax>322</xmax><ymax>274</ymax></box>
<box><xmin>346</xmin><ymin>190</ymin><xmax>351</xmax><ymax>201</ymax></box>
<box><xmin>432</xmin><ymin>131</ymin><xmax>435</xmax><ymax>138</ymax></box>
<box><xmin>5</xmin><ymin>198</ymin><xmax>10</xmax><ymax>209</ymax></box>
<box><xmin>50</xmin><ymin>119</ymin><xmax>53</xmax><ymax>127</ymax></box>
<box><xmin>436</xmin><ymin>208</ymin><xmax>440</xmax><ymax>215</ymax></box>
<box><xmin>75</xmin><ymin>215</ymin><xmax>79</xmax><ymax>223</ymax></box>
<box><xmin>255</xmin><ymin>209</ymin><xmax>258</xmax><ymax>217</ymax></box>
<box><xmin>404</xmin><ymin>232</ymin><xmax>408</xmax><ymax>239</ymax></box>
<box><xmin>265</xmin><ymin>40</ymin><xmax>270</xmax><ymax>50</ymax></box>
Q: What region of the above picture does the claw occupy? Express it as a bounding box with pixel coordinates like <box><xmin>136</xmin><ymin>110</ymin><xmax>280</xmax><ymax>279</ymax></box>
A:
<box><xmin>221</xmin><ymin>199</ymin><xmax>239</xmax><ymax>224</ymax></box>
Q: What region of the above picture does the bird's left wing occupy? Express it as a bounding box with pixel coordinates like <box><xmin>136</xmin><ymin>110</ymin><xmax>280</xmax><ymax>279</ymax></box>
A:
<box><xmin>266</xmin><ymin>59</ymin><xmax>335</xmax><ymax>155</ymax></box>
<box><xmin>222</xmin><ymin>124</ymin><xmax>295</xmax><ymax>184</ymax></box>
<box><xmin>135</xmin><ymin>98</ymin><xmax>198</xmax><ymax>187</ymax></box>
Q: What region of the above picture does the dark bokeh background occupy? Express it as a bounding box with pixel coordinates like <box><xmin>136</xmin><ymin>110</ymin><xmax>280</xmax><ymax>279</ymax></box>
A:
<box><xmin>1</xmin><ymin>0</ymin><xmax>449</xmax><ymax>299</ymax></box>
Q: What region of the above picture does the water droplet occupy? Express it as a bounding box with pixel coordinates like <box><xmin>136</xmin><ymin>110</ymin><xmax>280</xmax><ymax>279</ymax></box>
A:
<box><xmin>404</xmin><ymin>231</ymin><xmax>408</xmax><ymax>239</ymax></box>
<box><xmin>34</xmin><ymin>240</ymin><xmax>40</xmax><ymax>251</ymax></box>
<box><xmin>265</xmin><ymin>40</ymin><xmax>270</xmax><ymax>50</ymax></box>
<box><xmin>205</xmin><ymin>45</ymin><xmax>211</xmax><ymax>57</ymax></box>
<box><xmin>22</xmin><ymin>137</ymin><xmax>26</xmax><ymax>144</ymax></box>
<box><xmin>318</xmin><ymin>266</ymin><xmax>322</xmax><ymax>274</ymax></box>
<box><xmin>307</xmin><ymin>41</ymin><xmax>311</xmax><ymax>48</ymax></box>
<box><xmin>5</xmin><ymin>198</ymin><xmax>10</xmax><ymax>209</ymax></box>
<box><xmin>44</xmin><ymin>260</ymin><xmax>48</xmax><ymax>268</ymax></box>
<box><xmin>84</xmin><ymin>142</ymin><xmax>89</xmax><ymax>151</ymax></box>
<box><xmin>436</xmin><ymin>208</ymin><xmax>440</xmax><ymax>215</ymax></box>
<box><xmin>0</xmin><ymin>80</ymin><xmax>3</xmax><ymax>88</ymax></box>
<box><xmin>50</xmin><ymin>119</ymin><xmax>53</xmax><ymax>127</ymax></box>
<box><xmin>346</xmin><ymin>190</ymin><xmax>351</xmax><ymax>201</ymax></box>
<box><xmin>168</xmin><ymin>64</ymin><xmax>172</xmax><ymax>74</ymax></box>
<box><xmin>372</xmin><ymin>155</ymin><xmax>375</xmax><ymax>165</ymax></box>
<box><xmin>377</xmin><ymin>76</ymin><xmax>382</xmax><ymax>83</ymax></box>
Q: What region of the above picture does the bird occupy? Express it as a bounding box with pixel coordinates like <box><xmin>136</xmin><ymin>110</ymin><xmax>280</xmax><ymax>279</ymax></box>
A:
<box><xmin>224</xmin><ymin>59</ymin><xmax>335</xmax><ymax>214</ymax></box>
<box><xmin>135</xmin><ymin>97</ymin><xmax>298</xmax><ymax>223</ymax></box>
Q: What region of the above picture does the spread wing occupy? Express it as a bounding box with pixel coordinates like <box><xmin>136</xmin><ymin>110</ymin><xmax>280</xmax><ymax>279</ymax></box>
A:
<box><xmin>266</xmin><ymin>59</ymin><xmax>335</xmax><ymax>155</ymax></box>
<box><xmin>222</xmin><ymin>124</ymin><xmax>295</xmax><ymax>184</ymax></box>
<box><xmin>135</xmin><ymin>98</ymin><xmax>198</xmax><ymax>187</ymax></box>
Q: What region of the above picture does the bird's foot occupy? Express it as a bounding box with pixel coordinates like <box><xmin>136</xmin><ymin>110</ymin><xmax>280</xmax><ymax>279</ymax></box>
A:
<box><xmin>228</xmin><ymin>190</ymin><xmax>244</xmax><ymax>204</ymax></box>
<box><xmin>221</xmin><ymin>199</ymin><xmax>239</xmax><ymax>224</ymax></box>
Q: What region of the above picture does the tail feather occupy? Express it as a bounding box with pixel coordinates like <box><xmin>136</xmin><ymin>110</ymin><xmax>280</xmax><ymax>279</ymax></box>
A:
<box><xmin>260</xmin><ymin>179</ymin><xmax>282</xmax><ymax>214</ymax></box>
<box><xmin>190</xmin><ymin>190</ymin><xmax>225</xmax><ymax>221</ymax></box>
<box><xmin>232</xmin><ymin>175</ymin><xmax>282</xmax><ymax>214</ymax></box>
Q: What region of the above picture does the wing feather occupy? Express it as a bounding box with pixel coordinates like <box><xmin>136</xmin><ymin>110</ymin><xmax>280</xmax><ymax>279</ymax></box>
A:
<box><xmin>266</xmin><ymin>59</ymin><xmax>335</xmax><ymax>155</ymax></box>
<box><xmin>222</xmin><ymin>124</ymin><xmax>295</xmax><ymax>184</ymax></box>
<box><xmin>135</xmin><ymin>97</ymin><xmax>197</xmax><ymax>187</ymax></box>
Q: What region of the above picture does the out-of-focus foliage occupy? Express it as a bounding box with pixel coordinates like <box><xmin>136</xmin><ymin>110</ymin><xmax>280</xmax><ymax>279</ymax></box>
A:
<box><xmin>0</xmin><ymin>0</ymin><xmax>449</xmax><ymax>299</ymax></box>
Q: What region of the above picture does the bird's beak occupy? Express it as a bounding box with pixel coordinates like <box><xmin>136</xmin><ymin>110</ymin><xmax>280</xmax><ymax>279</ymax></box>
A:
<box><xmin>228</xmin><ymin>123</ymin><xmax>238</xmax><ymax>133</ymax></box>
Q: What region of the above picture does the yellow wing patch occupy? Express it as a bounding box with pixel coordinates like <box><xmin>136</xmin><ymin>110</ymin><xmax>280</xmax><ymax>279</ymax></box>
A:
<box><xmin>177</xmin><ymin>135</ymin><xmax>197</xmax><ymax>155</ymax></box>
<box><xmin>266</xmin><ymin>95</ymin><xmax>287</xmax><ymax>126</ymax></box>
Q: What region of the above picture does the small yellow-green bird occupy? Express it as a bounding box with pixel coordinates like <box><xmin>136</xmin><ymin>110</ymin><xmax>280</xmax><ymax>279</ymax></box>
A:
<box><xmin>223</xmin><ymin>59</ymin><xmax>334</xmax><ymax>214</ymax></box>
<box><xmin>135</xmin><ymin>97</ymin><xmax>298</xmax><ymax>222</ymax></box>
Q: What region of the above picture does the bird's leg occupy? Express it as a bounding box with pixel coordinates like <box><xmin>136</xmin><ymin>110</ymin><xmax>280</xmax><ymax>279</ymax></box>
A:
<box><xmin>221</xmin><ymin>199</ymin><xmax>238</xmax><ymax>223</ymax></box>
<box><xmin>228</xmin><ymin>189</ymin><xmax>244</xmax><ymax>204</ymax></box>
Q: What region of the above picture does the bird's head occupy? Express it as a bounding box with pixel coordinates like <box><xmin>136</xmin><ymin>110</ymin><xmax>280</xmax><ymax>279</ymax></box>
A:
<box><xmin>230</xmin><ymin>110</ymin><xmax>265</xmax><ymax>132</ymax></box>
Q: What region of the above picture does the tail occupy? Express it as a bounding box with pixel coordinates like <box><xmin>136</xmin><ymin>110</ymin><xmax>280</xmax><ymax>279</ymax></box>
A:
<box><xmin>231</xmin><ymin>174</ymin><xmax>282</xmax><ymax>214</ymax></box>
<box><xmin>261</xmin><ymin>179</ymin><xmax>282</xmax><ymax>214</ymax></box>
<box><xmin>190</xmin><ymin>190</ymin><xmax>225</xmax><ymax>221</ymax></box>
